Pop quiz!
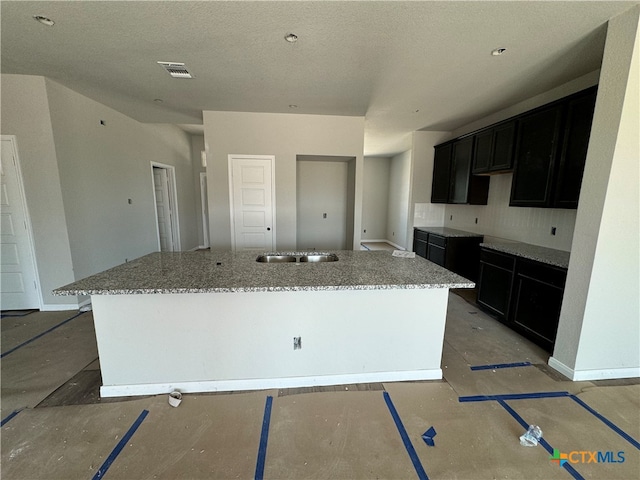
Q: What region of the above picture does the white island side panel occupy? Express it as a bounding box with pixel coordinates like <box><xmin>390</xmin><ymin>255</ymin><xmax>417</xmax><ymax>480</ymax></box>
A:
<box><xmin>92</xmin><ymin>288</ymin><xmax>449</xmax><ymax>397</ymax></box>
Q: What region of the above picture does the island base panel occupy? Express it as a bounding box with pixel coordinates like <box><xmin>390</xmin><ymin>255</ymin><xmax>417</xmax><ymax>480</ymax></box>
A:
<box><xmin>91</xmin><ymin>288</ymin><xmax>450</xmax><ymax>397</ymax></box>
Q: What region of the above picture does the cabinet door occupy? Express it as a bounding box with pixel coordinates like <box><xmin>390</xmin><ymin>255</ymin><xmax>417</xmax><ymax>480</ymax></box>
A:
<box><xmin>449</xmin><ymin>137</ymin><xmax>474</xmax><ymax>204</ymax></box>
<box><xmin>554</xmin><ymin>88</ymin><xmax>597</xmax><ymax>209</ymax></box>
<box><xmin>427</xmin><ymin>243</ymin><xmax>446</xmax><ymax>267</ymax></box>
<box><xmin>491</xmin><ymin>121</ymin><xmax>516</xmax><ymax>171</ymax></box>
<box><xmin>431</xmin><ymin>144</ymin><xmax>452</xmax><ymax>203</ymax></box>
<box><xmin>414</xmin><ymin>239</ymin><xmax>427</xmax><ymax>258</ymax></box>
<box><xmin>472</xmin><ymin>130</ymin><xmax>493</xmax><ymax>174</ymax></box>
<box><xmin>477</xmin><ymin>250</ymin><xmax>515</xmax><ymax>319</ymax></box>
<box><xmin>510</xmin><ymin>105</ymin><xmax>563</xmax><ymax>207</ymax></box>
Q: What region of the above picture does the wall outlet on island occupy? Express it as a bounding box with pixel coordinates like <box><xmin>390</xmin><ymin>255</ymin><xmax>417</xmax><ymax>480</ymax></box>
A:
<box><xmin>293</xmin><ymin>336</ymin><xmax>302</xmax><ymax>350</ymax></box>
<box><xmin>551</xmin><ymin>226</ymin><xmax>557</xmax><ymax>236</ymax></box>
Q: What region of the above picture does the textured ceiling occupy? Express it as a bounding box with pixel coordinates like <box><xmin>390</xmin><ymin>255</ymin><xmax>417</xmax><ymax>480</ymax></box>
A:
<box><xmin>1</xmin><ymin>1</ymin><xmax>637</xmax><ymax>155</ymax></box>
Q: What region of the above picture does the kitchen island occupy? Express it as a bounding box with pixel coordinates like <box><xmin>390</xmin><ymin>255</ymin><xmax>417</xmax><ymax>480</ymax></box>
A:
<box><xmin>55</xmin><ymin>250</ymin><xmax>473</xmax><ymax>397</ymax></box>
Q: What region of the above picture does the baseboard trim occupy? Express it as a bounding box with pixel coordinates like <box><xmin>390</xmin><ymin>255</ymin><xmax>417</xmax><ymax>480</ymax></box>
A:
<box><xmin>41</xmin><ymin>303</ymin><xmax>81</xmax><ymax>312</ymax></box>
<box><xmin>100</xmin><ymin>369</ymin><xmax>442</xmax><ymax>398</ymax></box>
<box><xmin>549</xmin><ymin>356</ymin><xmax>640</xmax><ymax>381</ymax></box>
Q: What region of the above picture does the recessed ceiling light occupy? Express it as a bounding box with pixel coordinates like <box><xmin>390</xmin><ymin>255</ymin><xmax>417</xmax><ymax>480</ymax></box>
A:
<box><xmin>33</xmin><ymin>15</ymin><xmax>55</xmax><ymax>26</ymax></box>
<box><xmin>284</xmin><ymin>33</ymin><xmax>298</xmax><ymax>43</ymax></box>
<box><xmin>153</xmin><ymin>98</ymin><xmax>164</xmax><ymax>103</ymax></box>
<box><xmin>491</xmin><ymin>48</ymin><xmax>507</xmax><ymax>56</ymax></box>
<box><xmin>289</xmin><ymin>104</ymin><xmax>298</xmax><ymax>109</ymax></box>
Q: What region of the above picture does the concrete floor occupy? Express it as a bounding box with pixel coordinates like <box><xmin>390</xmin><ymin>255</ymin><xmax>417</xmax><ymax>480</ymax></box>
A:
<box><xmin>1</xmin><ymin>293</ymin><xmax>638</xmax><ymax>479</ymax></box>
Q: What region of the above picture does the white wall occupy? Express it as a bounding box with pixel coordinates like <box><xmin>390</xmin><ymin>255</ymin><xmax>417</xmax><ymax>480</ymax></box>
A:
<box><xmin>190</xmin><ymin>135</ymin><xmax>206</xmax><ymax>247</ymax></box>
<box><xmin>202</xmin><ymin>112</ymin><xmax>365</xmax><ymax>250</ymax></box>
<box><xmin>386</xmin><ymin>150</ymin><xmax>412</xmax><ymax>248</ymax></box>
<box><xmin>551</xmin><ymin>5</ymin><xmax>640</xmax><ymax>380</ymax></box>
<box><xmin>45</xmin><ymin>79</ymin><xmax>199</xmax><ymax>280</ymax></box>
<box><xmin>296</xmin><ymin>160</ymin><xmax>349</xmax><ymax>250</ymax></box>
<box><xmin>362</xmin><ymin>157</ymin><xmax>390</xmax><ymax>240</ymax></box>
<box><xmin>443</xmin><ymin>175</ymin><xmax>577</xmax><ymax>250</ymax></box>
<box><xmin>1</xmin><ymin>74</ymin><xmax>201</xmax><ymax>308</ymax></box>
<box><xmin>0</xmin><ymin>75</ymin><xmax>75</xmax><ymax>308</ymax></box>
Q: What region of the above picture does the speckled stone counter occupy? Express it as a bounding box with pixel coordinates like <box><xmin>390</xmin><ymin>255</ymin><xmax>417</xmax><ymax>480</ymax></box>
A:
<box><xmin>54</xmin><ymin>249</ymin><xmax>474</xmax><ymax>296</ymax></box>
<box><xmin>481</xmin><ymin>242</ymin><xmax>570</xmax><ymax>269</ymax></box>
<box><xmin>59</xmin><ymin>249</ymin><xmax>470</xmax><ymax>398</ymax></box>
<box><xmin>414</xmin><ymin>227</ymin><xmax>483</xmax><ymax>238</ymax></box>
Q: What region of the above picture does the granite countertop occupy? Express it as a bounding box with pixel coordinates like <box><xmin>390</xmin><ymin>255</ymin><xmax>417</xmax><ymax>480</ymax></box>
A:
<box><xmin>480</xmin><ymin>242</ymin><xmax>570</xmax><ymax>269</ymax></box>
<box><xmin>415</xmin><ymin>227</ymin><xmax>483</xmax><ymax>238</ymax></box>
<box><xmin>54</xmin><ymin>250</ymin><xmax>475</xmax><ymax>295</ymax></box>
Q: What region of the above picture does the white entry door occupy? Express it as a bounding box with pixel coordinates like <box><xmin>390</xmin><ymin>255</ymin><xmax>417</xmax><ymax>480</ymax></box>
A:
<box><xmin>1</xmin><ymin>137</ymin><xmax>40</xmax><ymax>309</ymax></box>
<box><xmin>153</xmin><ymin>166</ymin><xmax>174</xmax><ymax>252</ymax></box>
<box><xmin>229</xmin><ymin>156</ymin><xmax>275</xmax><ymax>251</ymax></box>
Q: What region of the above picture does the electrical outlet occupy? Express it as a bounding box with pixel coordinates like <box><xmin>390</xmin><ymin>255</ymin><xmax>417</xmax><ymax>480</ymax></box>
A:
<box><xmin>450</xmin><ymin>215</ymin><xmax>453</xmax><ymax>221</ymax></box>
<box><xmin>323</xmin><ymin>213</ymin><xmax>327</xmax><ymax>218</ymax></box>
<box><xmin>475</xmin><ymin>217</ymin><xmax>478</xmax><ymax>224</ymax></box>
<box><xmin>293</xmin><ymin>336</ymin><xmax>302</xmax><ymax>350</ymax></box>
<box><xmin>551</xmin><ymin>227</ymin><xmax>557</xmax><ymax>236</ymax></box>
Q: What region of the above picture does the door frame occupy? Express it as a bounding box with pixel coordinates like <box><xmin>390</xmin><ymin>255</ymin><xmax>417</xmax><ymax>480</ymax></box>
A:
<box><xmin>1</xmin><ymin>135</ymin><xmax>43</xmax><ymax>309</ymax></box>
<box><xmin>200</xmin><ymin>172</ymin><xmax>209</xmax><ymax>248</ymax></box>
<box><xmin>150</xmin><ymin>162</ymin><xmax>181</xmax><ymax>252</ymax></box>
<box><xmin>227</xmin><ymin>154</ymin><xmax>276</xmax><ymax>251</ymax></box>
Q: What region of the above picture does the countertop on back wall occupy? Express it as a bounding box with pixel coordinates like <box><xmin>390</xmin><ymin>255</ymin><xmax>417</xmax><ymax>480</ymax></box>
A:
<box><xmin>414</xmin><ymin>227</ymin><xmax>484</xmax><ymax>238</ymax></box>
<box><xmin>53</xmin><ymin>250</ymin><xmax>475</xmax><ymax>296</ymax></box>
<box><xmin>481</xmin><ymin>241</ymin><xmax>570</xmax><ymax>269</ymax></box>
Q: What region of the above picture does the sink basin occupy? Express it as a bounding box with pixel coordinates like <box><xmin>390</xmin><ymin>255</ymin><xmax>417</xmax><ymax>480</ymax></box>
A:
<box><xmin>256</xmin><ymin>253</ymin><xmax>339</xmax><ymax>263</ymax></box>
<box><xmin>256</xmin><ymin>255</ymin><xmax>297</xmax><ymax>263</ymax></box>
<box><xmin>299</xmin><ymin>254</ymin><xmax>339</xmax><ymax>263</ymax></box>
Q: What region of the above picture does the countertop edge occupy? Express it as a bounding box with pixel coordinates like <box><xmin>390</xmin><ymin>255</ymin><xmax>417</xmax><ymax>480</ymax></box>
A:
<box><xmin>53</xmin><ymin>282</ymin><xmax>475</xmax><ymax>296</ymax></box>
<box><xmin>480</xmin><ymin>243</ymin><xmax>569</xmax><ymax>269</ymax></box>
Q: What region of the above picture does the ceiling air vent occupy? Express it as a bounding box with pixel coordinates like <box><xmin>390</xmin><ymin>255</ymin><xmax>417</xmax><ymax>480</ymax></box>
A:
<box><xmin>157</xmin><ymin>61</ymin><xmax>194</xmax><ymax>79</ymax></box>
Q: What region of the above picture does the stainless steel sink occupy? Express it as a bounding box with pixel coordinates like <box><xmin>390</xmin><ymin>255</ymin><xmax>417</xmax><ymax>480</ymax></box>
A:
<box><xmin>256</xmin><ymin>255</ymin><xmax>297</xmax><ymax>263</ymax></box>
<box><xmin>256</xmin><ymin>253</ymin><xmax>338</xmax><ymax>263</ymax></box>
<box><xmin>299</xmin><ymin>254</ymin><xmax>339</xmax><ymax>262</ymax></box>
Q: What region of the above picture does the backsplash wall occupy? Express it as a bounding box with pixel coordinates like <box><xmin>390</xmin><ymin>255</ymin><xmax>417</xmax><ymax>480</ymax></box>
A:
<box><xmin>437</xmin><ymin>174</ymin><xmax>576</xmax><ymax>251</ymax></box>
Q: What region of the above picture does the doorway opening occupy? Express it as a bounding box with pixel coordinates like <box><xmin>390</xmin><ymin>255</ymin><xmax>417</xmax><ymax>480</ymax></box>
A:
<box><xmin>296</xmin><ymin>155</ymin><xmax>356</xmax><ymax>251</ymax></box>
<box><xmin>151</xmin><ymin>163</ymin><xmax>180</xmax><ymax>252</ymax></box>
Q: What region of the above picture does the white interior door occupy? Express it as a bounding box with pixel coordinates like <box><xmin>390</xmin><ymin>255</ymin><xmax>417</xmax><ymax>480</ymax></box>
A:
<box><xmin>153</xmin><ymin>166</ymin><xmax>174</xmax><ymax>252</ymax></box>
<box><xmin>230</xmin><ymin>156</ymin><xmax>275</xmax><ymax>251</ymax></box>
<box><xmin>1</xmin><ymin>137</ymin><xmax>40</xmax><ymax>310</ymax></box>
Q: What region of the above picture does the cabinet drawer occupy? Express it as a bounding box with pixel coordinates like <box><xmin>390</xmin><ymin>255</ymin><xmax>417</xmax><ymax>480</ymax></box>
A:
<box><xmin>414</xmin><ymin>229</ymin><xmax>430</xmax><ymax>242</ymax></box>
<box><xmin>480</xmin><ymin>249</ymin><xmax>515</xmax><ymax>271</ymax></box>
<box><xmin>427</xmin><ymin>234</ymin><xmax>446</xmax><ymax>248</ymax></box>
<box><xmin>516</xmin><ymin>258</ymin><xmax>567</xmax><ymax>288</ymax></box>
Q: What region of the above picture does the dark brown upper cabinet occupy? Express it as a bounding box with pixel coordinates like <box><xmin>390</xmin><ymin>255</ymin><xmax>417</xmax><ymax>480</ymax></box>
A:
<box><xmin>431</xmin><ymin>138</ymin><xmax>489</xmax><ymax>205</ymax></box>
<box><xmin>553</xmin><ymin>89</ymin><xmax>597</xmax><ymax>208</ymax></box>
<box><xmin>472</xmin><ymin>121</ymin><xmax>516</xmax><ymax>174</ymax></box>
<box><xmin>431</xmin><ymin>143</ymin><xmax>452</xmax><ymax>203</ymax></box>
<box><xmin>510</xmin><ymin>105</ymin><xmax>564</xmax><ymax>207</ymax></box>
<box><xmin>510</xmin><ymin>86</ymin><xmax>597</xmax><ymax>208</ymax></box>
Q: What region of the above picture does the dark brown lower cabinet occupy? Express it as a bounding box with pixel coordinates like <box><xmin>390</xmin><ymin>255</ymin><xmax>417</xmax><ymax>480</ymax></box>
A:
<box><xmin>477</xmin><ymin>248</ymin><xmax>567</xmax><ymax>352</ymax></box>
<box><xmin>413</xmin><ymin>229</ymin><xmax>483</xmax><ymax>281</ymax></box>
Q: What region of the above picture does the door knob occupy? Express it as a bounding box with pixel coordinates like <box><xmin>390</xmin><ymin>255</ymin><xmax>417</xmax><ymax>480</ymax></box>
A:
<box><xmin>267</xmin><ymin>227</ymin><xmax>271</xmax><ymax>231</ymax></box>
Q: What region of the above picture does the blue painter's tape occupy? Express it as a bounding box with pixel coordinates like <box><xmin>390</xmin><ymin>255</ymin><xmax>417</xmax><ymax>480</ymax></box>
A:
<box><xmin>1</xmin><ymin>409</ymin><xmax>22</xmax><ymax>427</ymax></box>
<box><xmin>0</xmin><ymin>311</ymin><xmax>85</xmax><ymax>359</ymax></box>
<box><xmin>421</xmin><ymin>426</ymin><xmax>437</xmax><ymax>447</ymax></box>
<box><xmin>254</xmin><ymin>395</ymin><xmax>273</xmax><ymax>480</ymax></box>
<box><xmin>496</xmin><ymin>399</ymin><xmax>584</xmax><ymax>480</ymax></box>
<box><xmin>92</xmin><ymin>409</ymin><xmax>149</xmax><ymax>480</ymax></box>
<box><xmin>383</xmin><ymin>391</ymin><xmax>429</xmax><ymax>480</ymax></box>
<box><xmin>570</xmin><ymin>395</ymin><xmax>640</xmax><ymax>450</ymax></box>
<box><xmin>470</xmin><ymin>362</ymin><xmax>532</xmax><ymax>371</ymax></box>
<box><xmin>459</xmin><ymin>391</ymin><xmax>570</xmax><ymax>403</ymax></box>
